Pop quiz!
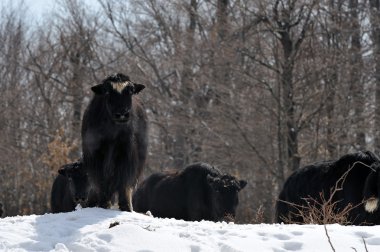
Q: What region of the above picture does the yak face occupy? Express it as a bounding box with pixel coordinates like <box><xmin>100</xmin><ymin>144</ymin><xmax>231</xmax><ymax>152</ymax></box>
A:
<box><xmin>91</xmin><ymin>73</ymin><xmax>145</xmax><ymax>124</ymax></box>
<box><xmin>58</xmin><ymin>161</ymin><xmax>89</xmax><ymax>206</ymax></box>
<box><xmin>207</xmin><ymin>174</ymin><xmax>247</xmax><ymax>220</ymax></box>
<box><xmin>363</xmin><ymin>162</ymin><xmax>380</xmax><ymax>213</ymax></box>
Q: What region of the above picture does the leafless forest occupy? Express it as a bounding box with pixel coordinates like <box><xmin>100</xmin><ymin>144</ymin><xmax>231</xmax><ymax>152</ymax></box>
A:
<box><xmin>1</xmin><ymin>0</ymin><xmax>380</xmax><ymax>223</ymax></box>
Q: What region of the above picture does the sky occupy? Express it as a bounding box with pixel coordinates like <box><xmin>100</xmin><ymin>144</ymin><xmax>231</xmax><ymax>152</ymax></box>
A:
<box><xmin>25</xmin><ymin>0</ymin><xmax>54</xmax><ymax>16</ymax></box>
<box><xmin>13</xmin><ymin>0</ymin><xmax>101</xmax><ymax>23</ymax></box>
<box><xmin>1</xmin><ymin>207</ymin><xmax>380</xmax><ymax>252</ymax></box>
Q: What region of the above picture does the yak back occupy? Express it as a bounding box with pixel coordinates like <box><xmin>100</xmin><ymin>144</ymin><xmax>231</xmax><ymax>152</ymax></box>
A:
<box><xmin>134</xmin><ymin>162</ymin><xmax>221</xmax><ymax>220</ymax></box>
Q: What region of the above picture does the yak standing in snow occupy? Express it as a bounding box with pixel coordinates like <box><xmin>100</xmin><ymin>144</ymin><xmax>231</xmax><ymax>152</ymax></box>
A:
<box><xmin>82</xmin><ymin>73</ymin><xmax>148</xmax><ymax>211</ymax></box>
<box><xmin>133</xmin><ymin>162</ymin><xmax>247</xmax><ymax>222</ymax></box>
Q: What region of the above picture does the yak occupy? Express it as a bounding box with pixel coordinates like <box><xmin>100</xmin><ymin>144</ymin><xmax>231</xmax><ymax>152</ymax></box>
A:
<box><xmin>82</xmin><ymin>73</ymin><xmax>148</xmax><ymax>211</ymax></box>
<box><xmin>51</xmin><ymin>160</ymin><xmax>89</xmax><ymax>213</ymax></box>
<box><xmin>275</xmin><ymin>150</ymin><xmax>380</xmax><ymax>225</ymax></box>
<box><xmin>133</xmin><ymin>162</ymin><xmax>247</xmax><ymax>222</ymax></box>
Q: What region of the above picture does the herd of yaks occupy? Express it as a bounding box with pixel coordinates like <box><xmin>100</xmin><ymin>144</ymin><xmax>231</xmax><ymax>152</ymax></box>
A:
<box><xmin>50</xmin><ymin>73</ymin><xmax>246</xmax><ymax>222</ymax></box>
<box><xmin>49</xmin><ymin>73</ymin><xmax>380</xmax><ymax>225</ymax></box>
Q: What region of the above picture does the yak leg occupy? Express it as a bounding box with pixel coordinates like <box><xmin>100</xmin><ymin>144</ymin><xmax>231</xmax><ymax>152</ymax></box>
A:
<box><xmin>96</xmin><ymin>193</ymin><xmax>110</xmax><ymax>209</ymax></box>
<box><xmin>127</xmin><ymin>187</ymin><xmax>133</xmax><ymax>211</ymax></box>
<box><xmin>86</xmin><ymin>190</ymin><xmax>109</xmax><ymax>208</ymax></box>
<box><xmin>86</xmin><ymin>189</ymin><xmax>99</xmax><ymax>208</ymax></box>
<box><xmin>119</xmin><ymin>186</ymin><xmax>133</xmax><ymax>211</ymax></box>
<box><xmin>98</xmin><ymin>198</ymin><xmax>110</xmax><ymax>209</ymax></box>
<box><xmin>97</xmin><ymin>181</ymin><xmax>111</xmax><ymax>208</ymax></box>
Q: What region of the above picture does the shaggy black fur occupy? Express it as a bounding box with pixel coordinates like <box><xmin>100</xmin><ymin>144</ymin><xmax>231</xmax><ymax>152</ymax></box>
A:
<box><xmin>275</xmin><ymin>151</ymin><xmax>380</xmax><ymax>225</ymax></box>
<box><xmin>133</xmin><ymin>162</ymin><xmax>247</xmax><ymax>221</ymax></box>
<box><xmin>51</xmin><ymin>160</ymin><xmax>88</xmax><ymax>213</ymax></box>
<box><xmin>82</xmin><ymin>73</ymin><xmax>148</xmax><ymax>211</ymax></box>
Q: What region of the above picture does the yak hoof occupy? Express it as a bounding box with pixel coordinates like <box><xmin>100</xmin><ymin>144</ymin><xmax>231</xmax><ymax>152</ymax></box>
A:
<box><xmin>119</xmin><ymin>204</ymin><xmax>133</xmax><ymax>212</ymax></box>
<box><xmin>99</xmin><ymin>201</ymin><xmax>111</xmax><ymax>209</ymax></box>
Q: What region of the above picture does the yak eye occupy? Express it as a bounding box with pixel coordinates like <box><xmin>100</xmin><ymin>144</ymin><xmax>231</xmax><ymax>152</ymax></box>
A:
<box><xmin>104</xmin><ymin>92</ymin><xmax>111</xmax><ymax>99</ymax></box>
<box><xmin>121</xmin><ymin>86</ymin><xmax>134</xmax><ymax>95</ymax></box>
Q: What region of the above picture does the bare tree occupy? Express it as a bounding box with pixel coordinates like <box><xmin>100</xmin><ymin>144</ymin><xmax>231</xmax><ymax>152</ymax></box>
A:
<box><xmin>349</xmin><ymin>0</ymin><xmax>366</xmax><ymax>150</ymax></box>
<box><xmin>369</xmin><ymin>0</ymin><xmax>380</xmax><ymax>152</ymax></box>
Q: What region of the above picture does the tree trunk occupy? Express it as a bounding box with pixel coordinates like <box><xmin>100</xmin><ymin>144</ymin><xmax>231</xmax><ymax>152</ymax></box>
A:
<box><xmin>280</xmin><ymin>27</ymin><xmax>300</xmax><ymax>173</ymax></box>
<box><xmin>370</xmin><ymin>0</ymin><xmax>380</xmax><ymax>152</ymax></box>
<box><xmin>172</xmin><ymin>0</ymin><xmax>198</xmax><ymax>168</ymax></box>
<box><xmin>350</xmin><ymin>0</ymin><xmax>365</xmax><ymax>150</ymax></box>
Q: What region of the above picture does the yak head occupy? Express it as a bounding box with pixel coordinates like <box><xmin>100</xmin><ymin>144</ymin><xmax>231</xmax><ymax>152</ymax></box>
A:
<box><xmin>207</xmin><ymin>174</ymin><xmax>247</xmax><ymax>221</ymax></box>
<box><xmin>363</xmin><ymin>162</ymin><xmax>380</xmax><ymax>214</ymax></box>
<box><xmin>91</xmin><ymin>73</ymin><xmax>145</xmax><ymax>124</ymax></box>
<box><xmin>58</xmin><ymin>160</ymin><xmax>89</xmax><ymax>207</ymax></box>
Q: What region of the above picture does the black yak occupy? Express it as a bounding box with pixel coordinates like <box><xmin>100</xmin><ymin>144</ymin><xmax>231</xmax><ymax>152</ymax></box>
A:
<box><xmin>275</xmin><ymin>150</ymin><xmax>380</xmax><ymax>225</ymax></box>
<box><xmin>133</xmin><ymin>162</ymin><xmax>247</xmax><ymax>222</ymax></box>
<box><xmin>82</xmin><ymin>73</ymin><xmax>148</xmax><ymax>211</ymax></box>
<box><xmin>51</xmin><ymin>160</ymin><xmax>89</xmax><ymax>213</ymax></box>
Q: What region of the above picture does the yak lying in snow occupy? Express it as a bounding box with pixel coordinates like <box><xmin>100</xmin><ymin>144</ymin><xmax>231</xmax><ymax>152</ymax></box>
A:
<box><xmin>51</xmin><ymin>160</ymin><xmax>89</xmax><ymax>213</ymax></box>
<box><xmin>275</xmin><ymin>150</ymin><xmax>380</xmax><ymax>225</ymax></box>
<box><xmin>133</xmin><ymin>162</ymin><xmax>247</xmax><ymax>222</ymax></box>
<box><xmin>82</xmin><ymin>73</ymin><xmax>148</xmax><ymax>211</ymax></box>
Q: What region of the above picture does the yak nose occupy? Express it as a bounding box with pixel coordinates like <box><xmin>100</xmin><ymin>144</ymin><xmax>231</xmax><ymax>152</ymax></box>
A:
<box><xmin>115</xmin><ymin>110</ymin><xmax>130</xmax><ymax>120</ymax></box>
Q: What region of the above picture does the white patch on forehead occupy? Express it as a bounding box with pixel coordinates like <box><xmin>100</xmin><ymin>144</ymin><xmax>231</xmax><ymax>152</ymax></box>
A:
<box><xmin>111</xmin><ymin>81</ymin><xmax>133</xmax><ymax>93</ymax></box>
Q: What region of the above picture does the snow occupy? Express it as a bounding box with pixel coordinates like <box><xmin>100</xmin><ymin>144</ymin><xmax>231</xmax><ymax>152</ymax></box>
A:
<box><xmin>1</xmin><ymin>208</ymin><xmax>380</xmax><ymax>252</ymax></box>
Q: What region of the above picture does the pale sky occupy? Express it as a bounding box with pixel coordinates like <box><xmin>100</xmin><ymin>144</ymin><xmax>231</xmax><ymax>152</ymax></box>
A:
<box><xmin>24</xmin><ymin>0</ymin><xmax>55</xmax><ymax>18</ymax></box>
<box><xmin>19</xmin><ymin>0</ymin><xmax>100</xmax><ymax>22</ymax></box>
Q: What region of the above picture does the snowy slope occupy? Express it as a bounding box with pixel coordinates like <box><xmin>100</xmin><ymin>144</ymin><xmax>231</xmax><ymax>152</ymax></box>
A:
<box><xmin>1</xmin><ymin>208</ymin><xmax>380</xmax><ymax>252</ymax></box>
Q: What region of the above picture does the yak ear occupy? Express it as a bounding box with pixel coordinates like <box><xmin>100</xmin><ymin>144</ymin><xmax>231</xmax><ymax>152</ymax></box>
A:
<box><xmin>91</xmin><ymin>84</ymin><xmax>107</xmax><ymax>95</ymax></box>
<box><xmin>58</xmin><ymin>167</ymin><xmax>67</xmax><ymax>176</ymax></box>
<box><xmin>58</xmin><ymin>163</ymin><xmax>76</xmax><ymax>177</ymax></box>
<box><xmin>239</xmin><ymin>180</ymin><xmax>247</xmax><ymax>190</ymax></box>
<box><xmin>133</xmin><ymin>83</ymin><xmax>145</xmax><ymax>94</ymax></box>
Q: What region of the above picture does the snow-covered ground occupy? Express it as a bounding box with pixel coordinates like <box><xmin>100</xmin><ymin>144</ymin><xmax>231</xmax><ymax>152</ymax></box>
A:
<box><xmin>1</xmin><ymin>208</ymin><xmax>380</xmax><ymax>252</ymax></box>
